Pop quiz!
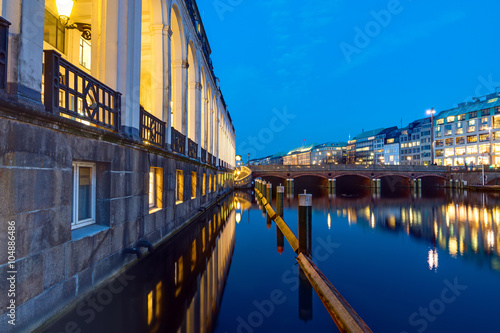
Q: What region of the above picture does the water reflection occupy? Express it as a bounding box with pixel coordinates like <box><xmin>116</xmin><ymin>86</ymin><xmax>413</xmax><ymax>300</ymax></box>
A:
<box><xmin>42</xmin><ymin>196</ymin><xmax>237</xmax><ymax>333</ymax></box>
<box><xmin>305</xmin><ymin>189</ymin><xmax>500</xmax><ymax>273</ymax></box>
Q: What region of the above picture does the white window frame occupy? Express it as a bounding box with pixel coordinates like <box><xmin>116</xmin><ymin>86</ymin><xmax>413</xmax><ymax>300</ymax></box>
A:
<box><xmin>72</xmin><ymin>162</ymin><xmax>96</xmax><ymax>230</ymax></box>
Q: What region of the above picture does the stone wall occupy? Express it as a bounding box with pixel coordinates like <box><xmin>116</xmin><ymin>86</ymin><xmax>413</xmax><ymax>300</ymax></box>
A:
<box><xmin>0</xmin><ymin>102</ymin><xmax>233</xmax><ymax>332</ymax></box>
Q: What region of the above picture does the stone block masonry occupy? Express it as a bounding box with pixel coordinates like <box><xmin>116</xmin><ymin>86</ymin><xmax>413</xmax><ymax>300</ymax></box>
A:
<box><xmin>0</xmin><ymin>103</ymin><xmax>233</xmax><ymax>332</ymax></box>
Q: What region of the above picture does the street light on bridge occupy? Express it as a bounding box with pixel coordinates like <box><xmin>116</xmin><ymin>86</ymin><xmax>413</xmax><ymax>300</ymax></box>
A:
<box><xmin>427</xmin><ymin>108</ymin><xmax>436</xmax><ymax>165</ymax></box>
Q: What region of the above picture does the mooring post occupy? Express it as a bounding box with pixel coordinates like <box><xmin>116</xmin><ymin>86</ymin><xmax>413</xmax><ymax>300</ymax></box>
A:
<box><xmin>298</xmin><ymin>190</ymin><xmax>312</xmax><ymax>255</ymax></box>
<box><xmin>267</xmin><ymin>182</ymin><xmax>273</xmax><ymax>204</ymax></box>
<box><xmin>277</xmin><ymin>184</ymin><xmax>284</xmax><ymax>217</ymax></box>
<box><xmin>266</xmin><ymin>182</ymin><xmax>273</xmax><ymax>226</ymax></box>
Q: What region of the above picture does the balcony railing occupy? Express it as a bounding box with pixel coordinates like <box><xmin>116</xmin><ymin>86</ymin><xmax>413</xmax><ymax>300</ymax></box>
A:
<box><xmin>0</xmin><ymin>17</ymin><xmax>10</xmax><ymax>92</ymax></box>
<box><xmin>188</xmin><ymin>138</ymin><xmax>198</xmax><ymax>159</ymax></box>
<box><xmin>207</xmin><ymin>152</ymin><xmax>212</xmax><ymax>166</ymax></box>
<box><xmin>171</xmin><ymin>127</ymin><xmax>186</xmax><ymax>155</ymax></box>
<box><xmin>140</xmin><ymin>107</ymin><xmax>165</xmax><ymax>148</ymax></box>
<box><xmin>201</xmin><ymin>148</ymin><xmax>207</xmax><ymax>163</ymax></box>
<box><xmin>213</xmin><ymin>155</ymin><xmax>217</xmax><ymax>167</ymax></box>
<box><xmin>44</xmin><ymin>50</ymin><xmax>121</xmax><ymax>132</ymax></box>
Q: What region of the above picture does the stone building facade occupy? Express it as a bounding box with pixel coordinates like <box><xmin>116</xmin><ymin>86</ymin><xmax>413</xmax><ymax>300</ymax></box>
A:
<box><xmin>0</xmin><ymin>0</ymin><xmax>235</xmax><ymax>331</ymax></box>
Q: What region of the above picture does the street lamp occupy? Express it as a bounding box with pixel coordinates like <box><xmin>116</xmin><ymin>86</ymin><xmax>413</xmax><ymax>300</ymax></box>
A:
<box><xmin>55</xmin><ymin>0</ymin><xmax>92</xmax><ymax>40</ymax></box>
<box><xmin>426</xmin><ymin>108</ymin><xmax>436</xmax><ymax>165</ymax></box>
<box><xmin>488</xmin><ymin>126</ymin><xmax>493</xmax><ymax>166</ymax></box>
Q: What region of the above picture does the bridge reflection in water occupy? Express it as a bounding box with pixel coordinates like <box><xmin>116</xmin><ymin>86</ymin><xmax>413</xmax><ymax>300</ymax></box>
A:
<box><xmin>41</xmin><ymin>196</ymin><xmax>237</xmax><ymax>333</ymax></box>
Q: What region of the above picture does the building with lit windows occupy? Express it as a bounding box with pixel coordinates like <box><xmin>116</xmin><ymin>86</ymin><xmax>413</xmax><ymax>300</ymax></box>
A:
<box><xmin>400</xmin><ymin>118</ymin><xmax>432</xmax><ymax>165</ymax></box>
<box><xmin>383</xmin><ymin>129</ymin><xmax>401</xmax><ymax>165</ymax></box>
<box><xmin>433</xmin><ymin>95</ymin><xmax>500</xmax><ymax>166</ymax></box>
<box><xmin>249</xmin><ymin>152</ymin><xmax>286</xmax><ymax>165</ymax></box>
<box><xmin>283</xmin><ymin>144</ymin><xmax>316</xmax><ymax>165</ymax></box>
<box><xmin>310</xmin><ymin>142</ymin><xmax>347</xmax><ymax>165</ymax></box>
<box><xmin>347</xmin><ymin>127</ymin><xmax>397</xmax><ymax>165</ymax></box>
<box><xmin>0</xmin><ymin>0</ymin><xmax>236</xmax><ymax>330</ymax></box>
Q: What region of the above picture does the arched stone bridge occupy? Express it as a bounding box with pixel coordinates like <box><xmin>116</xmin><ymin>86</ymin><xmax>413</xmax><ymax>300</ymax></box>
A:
<box><xmin>249</xmin><ymin>164</ymin><xmax>448</xmax><ymax>181</ymax></box>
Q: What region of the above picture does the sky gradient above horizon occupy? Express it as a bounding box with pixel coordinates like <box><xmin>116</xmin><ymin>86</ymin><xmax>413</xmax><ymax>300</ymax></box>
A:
<box><xmin>200</xmin><ymin>0</ymin><xmax>500</xmax><ymax>160</ymax></box>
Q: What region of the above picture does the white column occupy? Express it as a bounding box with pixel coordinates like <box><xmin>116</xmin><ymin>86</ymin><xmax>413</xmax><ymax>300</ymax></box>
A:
<box><xmin>5</xmin><ymin>0</ymin><xmax>44</xmax><ymax>101</ymax></box>
<box><xmin>149</xmin><ymin>24</ymin><xmax>167</xmax><ymax>120</ymax></box>
<box><xmin>173</xmin><ymin>60</ymin><xmax>187</xmax><ymax>134</ymax></box>
<box><xmin>111</xmin><ymin>0</ymin><xmax>142</xmax><ymax>137</ymax></box>
<box><xmin>194</xmin><ymin>82</ymin><xmax>202</xmax><ymax>157</ymax></box>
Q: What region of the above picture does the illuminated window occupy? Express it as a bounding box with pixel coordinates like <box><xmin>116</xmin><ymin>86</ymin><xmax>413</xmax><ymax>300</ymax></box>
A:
<box><xmin>479</xmin><ymin>144</ymin><xmax>490</xmax><ymax>154</ymax></box>
<box><xmin>445</xmin><ymin>138</ymin><xmax>453</xmax><ymax>146</ymax></box>
<box><xmin>191</xmin><ymin>171</ymin><xmax>197</xmax><ymax>199</ymax></box>
<box><xmin>436</xmin><ymin>119</ymin><xmax>445</xmax><ymax>125</ymax></box>
<box><xmin>455</xmin><ymin>147</ymin><xmax>465</xmax><ymax>156</ymax></box>
<box><xmin>436</xmin><ymin>150</ymin><xmax>444</xmax><ymax>157</ymax></box>
<box><xmin>447</xmin><ymin>116</ymin><xmax>455</xmax><ymax>123</ymax></box>
<box><xmin>435</xmin><ymin>140</ymin><xmax>444</xmax><ymax>147</ymax></box>
<box><xmin>479</xmin><ymin>133</ymin><xmax>489</xmax><ymax>142</ymax></box>
<box><xmin>494</xmin><ymin>143</ymin><xmax>500</xmax><ymax>153</ymax></box>
<box><xmin>468</xmin><ymin>119</ymin><xmax>476</xmax><ymax>133</ymax></box>
<box><xmin>479</xmin><ymin>117</ymin><xmax>489</xmax><ymax>131</ymax></box>
<box><xmin>176</xmin><ymin>170</ymin><xmax>184</xmax><ymax>204</ymax></box>
<box><xmin>457</xmin><ymin>114</ymin><xmax>465</xmax><ymax>121</ymax></box>
<box><xmin>72</xmin><ymin>162</ymin><xmax>96</xmax><ymax>229</ymax></box>
<box><xmin>44</xmin><ymin>9</ymin><xmax>66</xmax><ymax>52</ymax></box>
<box><xmin>466</xmin><ymin>145</ymin><xmax>478</xmax><ymax>155</ymax></box>
<box><xmin>455</xmin><ymin>137</ymin><xmax>465</xmax><ymax>145</ymax></box>
<box><xmin>467</xmin><ymin>135</ymin><xmax>478</xmax><ymax>143</ymax></box>
<box><xmin>494</xmin><ymin>116</ymin><xmax>500</xmax><ymax>129</ymax></box>
<box><xmin>445</xmin><ymin>148</ymin><xmax>454</xmax><ymax>157</ymax></box>
<box><xmin>149</xmin><ymin>167</ymin><xmax>163</xmax><ymax>211</ymax></box>
<box><xmin>445</xmin><ymin>125</ymin><xmax>452</xmax><ymax>136</ymax></box>
<box><xmin>79</xmin><ymin>37</ymin><xmax>91</xmax><ymax>70</ymax></box>
<box><xmin>455</xmin><ymin>122</ymin><xmax>464</xmax><ymax>135</ymax></box>
<box><xmin>202</xmin><ymin>173</ymin><xmax>206</xmax><ymax>196</ymax></box>
<box><xmin>465</xmin><ymin>157</ymin><xmax>477</xmax><ymax>165</ymax></box>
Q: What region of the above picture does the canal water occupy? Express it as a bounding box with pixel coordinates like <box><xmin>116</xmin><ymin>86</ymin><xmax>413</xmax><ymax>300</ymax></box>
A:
<box><xmin>40</xmin><ymin>183</ymin><xmax>500</xmax><ymax>333</ymax></box>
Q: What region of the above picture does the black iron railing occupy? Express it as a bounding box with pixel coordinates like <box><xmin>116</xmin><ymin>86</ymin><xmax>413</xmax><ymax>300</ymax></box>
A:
<box><xmin>188</xmin><ymin>138</ymin><xmax>198</xmax><ymax>159</ymax></box>
<box><xmin>207</xmin><ymin>152</ymin><xmax>212</xmax><ymax>165</ymax></box>
<box><xmin>44</xmin><ymin>50</ymin><xmax>121</xmax><ymax>132</ymax></box>
<box><xmin>171</xmin><ymin>127</ymin><xmax>186</xmax><ymax>155</ymax></box>
<box><xmin>213</xmin><ymin>155</ymin><xmax>217</xmax><ymax>167</ymax></box>
<box><xmin>201</xmin><ymin>148</ymin><xmax>207</xmax><ymax>163</ymax></box>
<box><xmin>140</xmin><ymin>107</ymin><xmax>165</xmax><ymax>148</ymax></box>
<box><xmin>0</xmin><ymin>17</ymin><xmax>10</xmax><ymax>92</ymax></box>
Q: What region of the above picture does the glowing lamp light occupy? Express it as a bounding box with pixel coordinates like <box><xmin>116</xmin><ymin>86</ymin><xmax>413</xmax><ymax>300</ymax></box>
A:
<box><xmin>56</xmin><ymin>0</ymin><xmax>75</xmax><ymax>25</ymax></box>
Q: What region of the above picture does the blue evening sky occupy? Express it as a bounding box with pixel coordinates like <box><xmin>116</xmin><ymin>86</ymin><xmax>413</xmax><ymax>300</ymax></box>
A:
<box><xmin>201</xmin><ymin>0</ymin><xmax>500</xmax><ymax>160</ymax></box>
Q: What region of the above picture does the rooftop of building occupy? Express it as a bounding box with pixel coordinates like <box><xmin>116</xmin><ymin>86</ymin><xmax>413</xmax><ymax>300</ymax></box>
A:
<box><xmin>312</xmin><ymin>142</ymin><xmax>347</xmax><ymax>150</ymax></box>
<box><xmin>287</xmin><ymin>143</ymin><xmax>317</xmax><ymax>155</ymax></box>
<box><xmin>435</xmin><ymin>94</ymin><xmax>500</xmax><ymax>120</ymax></box>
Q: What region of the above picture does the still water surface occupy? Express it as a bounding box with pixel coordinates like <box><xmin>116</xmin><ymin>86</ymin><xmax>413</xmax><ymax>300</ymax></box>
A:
<box><xmin>42</xmin><ymin>184</ymin><xmax>500</xmax><ymax>333</ymax></box>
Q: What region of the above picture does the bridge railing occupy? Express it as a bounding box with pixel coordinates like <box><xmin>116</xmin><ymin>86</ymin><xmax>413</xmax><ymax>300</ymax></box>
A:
<box><xmin>249</xmin><ymin>164</ymin><xmax>448</xmax><ymax>173</ymax></box>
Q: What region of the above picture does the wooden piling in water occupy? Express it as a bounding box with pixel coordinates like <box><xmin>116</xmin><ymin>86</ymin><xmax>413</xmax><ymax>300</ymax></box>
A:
<box><xmin>255</xmin><ymin>187</ymin><xmax>373</xmax><ymax>333</ymax></box>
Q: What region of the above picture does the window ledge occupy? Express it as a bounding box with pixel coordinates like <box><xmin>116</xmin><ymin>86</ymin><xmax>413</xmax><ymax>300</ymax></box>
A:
<box><xmin>149</xmin><ymin>207</ymin><xmax>163</xmax><ymax>214</ymax></box>
<box><xmin>71</xmin><ymin>224</ymin><xmax>109</xmax><ymax>241</ymax></box>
